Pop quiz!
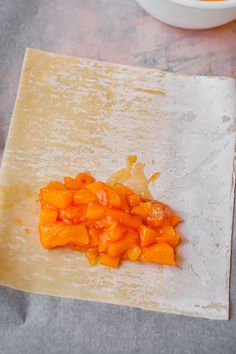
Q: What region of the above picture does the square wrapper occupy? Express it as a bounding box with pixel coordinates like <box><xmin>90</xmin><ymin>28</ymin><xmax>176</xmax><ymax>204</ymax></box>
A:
<box><xmin>0</xmin><ymin>48</ymin><xmax>235</xmax><ymax>319</ymax></box>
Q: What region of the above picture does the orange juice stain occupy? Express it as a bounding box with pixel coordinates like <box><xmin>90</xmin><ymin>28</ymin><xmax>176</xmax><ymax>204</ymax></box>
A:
<box><xmin>107</xmin><ymin>156</ymin><xmax>160</xmax><ymax>199</ymax></box>
<box><xmin>148</xmin><ymin>172</ymin><xmax>160</xmax><ymax>183</ymax></box>
<box><xmin>15</xmin><ymin>218</ymin><xmax>23</xmax><ymax>226</ymax></box>
<box><xmin>127</xmin><ymin>155</ymin><xmax>137</xmax><ymax>165</ymax></box>
<box><xmin>0</xmin><ymin>183</ymin><xmax>33</xmax><ymax>208</ymax></box>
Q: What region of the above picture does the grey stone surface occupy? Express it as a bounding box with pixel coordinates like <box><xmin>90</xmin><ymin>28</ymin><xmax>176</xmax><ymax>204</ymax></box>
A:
<box><xmin>0</xmin><ymin>1</ymin><xmax>235</xmax><ymax>353</ymax></box>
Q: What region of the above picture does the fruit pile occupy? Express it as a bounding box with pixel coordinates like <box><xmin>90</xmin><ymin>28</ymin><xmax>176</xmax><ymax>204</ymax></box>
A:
<box><xmin>38</xmin><ymin>172</ymin><xmax>181</xmax><ymax>268</ymax></box>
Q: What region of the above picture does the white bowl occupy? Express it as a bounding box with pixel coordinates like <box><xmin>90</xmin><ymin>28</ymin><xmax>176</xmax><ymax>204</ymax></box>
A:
<box><xmin>136</xmin><ymin>0</ymin><xmax>236</xmax><ymax>29</ymax></box>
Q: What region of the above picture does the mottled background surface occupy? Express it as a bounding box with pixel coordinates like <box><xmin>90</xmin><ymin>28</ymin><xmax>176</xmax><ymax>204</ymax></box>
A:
<box><xmin>0</xmin><ymin>0</ymin><xmax>235</xmax><ymax>353</ymax></box>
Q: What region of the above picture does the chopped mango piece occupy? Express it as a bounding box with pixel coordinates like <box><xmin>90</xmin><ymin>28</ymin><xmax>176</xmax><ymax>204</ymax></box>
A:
<box><xmin>169</xmin><ymin>214</ymin><xmax>182</xmax><ymax>227</ymax></box>
<box><xmin>119</xmin><ymin>195</ymin><xmax>130</xmax><ymax>213</ymax></box>
<box><xmin>140</xmin><ymin>242</ymin><xmax>175</xmax><ymax>265</ymax></box>
<box><xmin>126</xmin><ymin>244</ymin><xmax>141</xmax><ymax>261</ymax></box>
<box><xmin>73</xmin><ymin>189</ymin><xmax>97</xmax><ymax>204</ymax></box>
<box><xmin>131</xmin><ymin>201</ymin><xmax>153</xmax><ymax>218</ymax></box>
<box><xmin>105</xmin><ymin>208</ymin><xmax>142</xmax><ymax>228</ymax></box>
<box><xmin>76</xmin><ymin>172</ymin><xmax>95</xmax><ymax>186</ymax></box>
<box><xmin>86</xmin><ymin>203</ymin><xmax>105</xmax><ymax>220</ymax></box>
<box><xmin>112</xmin><ymin>183</ymin><xmax>133</xmax><ymax>197</ymax></box>
<box><xmin>88</xmin><ymin>227</ymin><xmax>99</xmax><ymax>246</ymax></box>
<box><xmin>157</xmin><ymin>226</ymin><xmax>180</xmax><ymax>247</ymax></box>
<box><xmin>58</xmin><ymin>205</ymin><xmax>87</xmax><ymax>224</ymax></box>
<box><xmin>64</xmin><ymin>176</ymin><xmax>81</xmax><ymax>190</ymax></box>
<box><xmin>107</xmin><ymin>225</ymin><xmax>127</xmax><ymax>241</ymax></box>
<box><xmin>40</xmin><ymin>189</ymin><xmax>73</xmax><ymax>209</ymax></box>
<box><xmin>107</xmin><ymin>228</ymin><xmax>139</xmax><ymax>257</ymax></box>
<box><xmin>128</xmin><ymin>193</ymin><xmax>142</xmax><ymax>208</ymax></box>
<box><xmin>39</xmin><ymin>223</ymin><xmax>89</xmax><ymax>248</ymax></box>
<box><xmin>86</xmin><ymin>248</ymin><xmax>98</xmax><ymax>266</ymax></box>
<box><xmin>98</xmin><ymin>231</ymin><xmax>111</xmax><ymax>252</ymax></box>
<box><xmin>94</xmin><ymin>217</ymin><xmax>117</xmax><ymax>230</ymax></box>
<box><xmin>98</xmin><ymin>253</ymin><xmax>120</xmax><ymax>268</ymax></box>
<box><xmin>132</xmin><ymin>201</ymin><xmax>166</xmax><ymax>227</ymax></box>
<box><xmin>40</xmin><ymin>208</ymin><xmax>58</xmax><ymax>225</ymax></box>
<box><xmin>42</xmin><ymin>181</ymin><xmax>66</xmax><ymax>190</ymax></box>
<box><xmin>139</xmin><ymin>225</ymin><xmax>158</xmax><ymax>247</ymax></box>
<box><xmin>87</xmin><ymin>182</ymin><xmax>121</xmax><ymax>208</ymax></box>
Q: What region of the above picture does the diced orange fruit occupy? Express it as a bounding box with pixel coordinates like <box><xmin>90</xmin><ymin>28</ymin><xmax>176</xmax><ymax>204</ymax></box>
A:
<box><xmin>98</xmin><ymin>231</ymin><xmax>111</xmax><ymax>252</ymax></box>
<box><xmin>106</xmin><ymin>189</ymin><xmax>121</xmax><ymax>208</ymax></box>
<box><xmin>39</xmin><ymin>223</ymin><xmax>89</xmax><ymax>248</ymax></box>
<box><xmin>69</xmin><ymin>243</ymin><xmax>89</xmax><ymax>252</ymax></box>
<box><xmin>112</xmin><ymin>183</ymin><xmax>133</xmax><ymax>196</ymax></box>
<box><xmin>58</xmin><ymin>205</ymin><xmax>87</xmax><ymax>224</ymax></box>
<box><xmin>131</xmin><ymin>201</ymin><xmax>153</xmax><ymax>218</ymax></box>
<box><xmin>40</xmin><ymin>189</ymin><xmax>73</xmax><ymax>209</ymax></box>
<box><xmin>119</xmin><ymin>195</ymin><xmax>130</xmax><ymax>213</ymax></box>
<box><xmin>64</xmin><ymin>176</ymin><xmax>81</xmax><ymax>190</ymax></box>
<box><xmin>94</xmin><ymin>217</ymin><xmax>116</xmax><ymax>230</ymax></box>
<box><xmin>88</xmin><ymin>227</ymin><xmax>99</xmax><ymax>246</ymax></box>
<box><xmin>86</xmin><ymin>248</ymin><xmax>98</xmax><ymax>266</ymax></box>
<box><xmin>139</xmin><ymin>225</ymin><xmax>158</xmax><ymax>247</ymax></box>
<box><xmin>107</xmin><ymin>228</ymin><xmax>139</xmax><ymax>257</ymax></box>
<box><xmin>140</xmin><ymin>242</ymin><xmax>175</xmax><ymax>265</ymax></box>
<box><xmin>38</xmin><ymin>169</ymin><xmax>182</xmax><ymax>268</ymax></box>
<box><xmin>132</xmin><ymin>201</ymin><xmax>166</xmax><ymax>228</ymax></box>
<box><xmin>40</xmin><ymin>208</ymin><xmax>58</xmax><ymax>225</ymax></box>
<box><xmin>86</xmin><ymin>182</ymin><xmax>105</xmax><ymax>194</ymax></box>
<box><xmin>59</xmin><ymin>224</ymin><xmax>89</xmax><ymax>245</ymax></box>
<box><xmin>126</xmin><ymin>244</ymin><xmax>141</xmax><ymax>261</ymax></box>
<box><xmin>98</xmin><ymin>253</ymin><xmax>120</xmax><ymax>268</ymax></box>
<box><xmin>105</xmin><ymin>208</ymin><xmax>142</xmax><ymax>228</ymax></box>
<box><xmin>86</xmin><ymin>203</ymin><xmax>105</xmax><ymax>219</ymax></box>
<box><xmin>157</xmin><ymin>226</ymin><xmax>180</xmax><ymax>247</ymax></box>
<box><xmin>76</xmin><ymin>173</ymin><xmax>94</xmax><ymax>186</ymax></box>
<box><xmin>169</xmin><ymin>214</ymin><xmax>182</xmax><ymax>227</ymax></box>
<box><xmin>42</xmin><ymin>181</ymin><xmax>66</xmax><ymax>190</ymax></box>
<box><xmin>128</xmin><ymin>194</ymin><xmax>142</xmax><ymax>208</ymax></box>
<box><xmin>107</xmin><ymin>225</ymin><xmax>126</xmax><ymax>241</ymax></box>
<box><xmin>73</xmin><ymin>189</ymin><xmax>97</xmax><ymax>204</ymax></box>
<box><xmin>87</xmin><ymin>182</ymin><xmax>121</xmax><ymax>208</ymax></box>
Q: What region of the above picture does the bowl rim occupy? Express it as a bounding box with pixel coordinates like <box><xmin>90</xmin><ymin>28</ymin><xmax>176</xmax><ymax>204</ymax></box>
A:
<box><xmin>169</xmin><ymin>0</ymin><xmax>236</xmax><ymax>9</ymax></box>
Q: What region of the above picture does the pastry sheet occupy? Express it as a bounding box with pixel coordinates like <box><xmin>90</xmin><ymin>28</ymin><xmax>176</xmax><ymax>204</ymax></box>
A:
<box><xmin>0</xmin><ymin>48</ymin><xmax>235</xmax><ymax>319</ymax></box>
